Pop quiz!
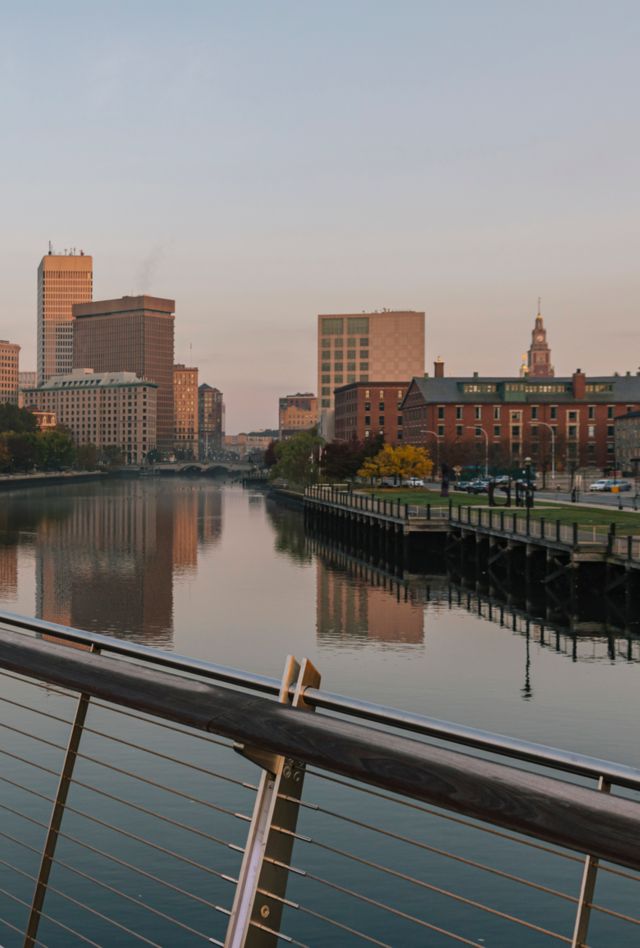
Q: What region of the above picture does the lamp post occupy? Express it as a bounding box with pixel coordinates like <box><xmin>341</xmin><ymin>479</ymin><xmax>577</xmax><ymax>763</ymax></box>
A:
<box><xmin>419</xmin><ymin>428</ymin><xmax>440</xmax><ymax>479</ymax></box>
<box><xmin>524</xmin><ymin>455</ymin><xmax>533</xmax><ymax>533</ymax></box>
<box><xmin>465</xmin><ymin>426</ymin><xmax>489</xmax><ymax>478</ymax></box>
<box><xmin>529</xmin><ymin>421</ymin><xmax>556</xmax><ymax>486</ymax></box>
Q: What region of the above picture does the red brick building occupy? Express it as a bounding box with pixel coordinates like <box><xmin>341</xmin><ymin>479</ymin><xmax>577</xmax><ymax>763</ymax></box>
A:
<box><xmin>334</xmin><ymin>382</ymin><xmax>409</xmax><ymax>445</ymax></box>
<box><xmin>402</xmin><ymin>363</ymin><xmax>640</xmax><ymax>474</ymax></box>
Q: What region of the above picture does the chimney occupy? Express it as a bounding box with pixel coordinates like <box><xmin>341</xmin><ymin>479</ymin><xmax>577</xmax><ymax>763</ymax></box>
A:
<box><xmin>572</xmin><ymin>368</ymin><xmax>586</xmax><ymax>399</ymax></box>
<box><xmin>434</xmin><ymin>357</ymin><xmax>444</xmax><ymax>378</ymax></box>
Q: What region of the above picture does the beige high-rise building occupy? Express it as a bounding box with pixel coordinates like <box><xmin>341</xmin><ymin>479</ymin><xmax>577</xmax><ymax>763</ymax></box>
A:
<box><xmin>26</xmin><ymin>368</ymin><xmax>157</xmax><ymax>465</ymax></box>
<box><xmin>0</xmin><ymin>341</ymin><xmax>20</xmax><ymax>404</ymax></box>
<box><xmin>173</xmin><ymin>364</ymin><xmax>198</xmax><ymax>458</ymax></box>
<box><xmin>317</xmin><ymin>310</ymin><xmax>425</xmax><ymax>438</ymax></box>
<box><xmin>278</xmin><ymin>393</ymin><xmax>318</xmax><ymax>439</ymax></box>
<box><xmin>73</xmin><ymin>295</ymin><xmax>175</xmax><ymax>451</ymax></box>
<box><xmin>37</xmin><ymin>250</ymin><xmax>93</xmax><ymax>383</ymax></box>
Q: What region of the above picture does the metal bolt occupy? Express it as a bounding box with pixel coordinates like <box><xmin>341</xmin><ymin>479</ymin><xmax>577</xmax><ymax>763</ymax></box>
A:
<box><xmin>260</xmin><ymin>904</ymin><xmax>270</xmax><ymax>919</ymax></box>
<box><xmin>283</xmin><ymin>765</ymin><xmax>292</xmax><ymax>779</ymax></box>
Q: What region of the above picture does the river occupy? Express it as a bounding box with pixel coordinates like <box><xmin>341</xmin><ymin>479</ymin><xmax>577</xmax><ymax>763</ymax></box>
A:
<box><xmin>0</xmin><ymin>479</ymin><xmax>638</xmax><ymax>946</ymax></box>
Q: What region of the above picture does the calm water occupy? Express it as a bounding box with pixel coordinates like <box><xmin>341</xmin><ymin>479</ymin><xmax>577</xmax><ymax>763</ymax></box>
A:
<box><xmin>0</xmin><ymin>479</ymin><xmax>638</xmax><ymax>946</ymax></box>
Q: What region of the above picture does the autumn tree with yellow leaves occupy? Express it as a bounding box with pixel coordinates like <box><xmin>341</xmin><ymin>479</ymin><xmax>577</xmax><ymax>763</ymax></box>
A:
<box><xmin>357</xmin><ymin>443</ymin><xmax>433</xmax><ymax>484</ymax></box>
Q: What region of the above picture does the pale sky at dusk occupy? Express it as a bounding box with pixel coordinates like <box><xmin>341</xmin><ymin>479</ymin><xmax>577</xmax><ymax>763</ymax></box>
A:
<box><xmin>2</xmin><ymin>1</ymin><xmax>639</xmax><ymax>432</ymax></box>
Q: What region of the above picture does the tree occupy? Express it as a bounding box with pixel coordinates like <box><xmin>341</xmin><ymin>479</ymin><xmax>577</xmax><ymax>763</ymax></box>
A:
<box><xmin>5</xmin><ymin>432</ymin><xmax>41</xmax><ymax>471</ymax></box>
<box><xmin>357</xmin><ymin>444</ymin><xmax>432</xmax><ymax>483</ymax></box>
<box><xmin>0</xmin><ymin>404</ymin><xmax>37</xmax><ymax>434</ymax></box>
<box><xmin>100</xmin><ymin>445</ymin><xmax>125</xmax><ymax>468</ymax></box>
<box><xmin>264</xmin><ymin>440</ymin><xmax>278</xmax><ymax>468</ymax></box>
<box><xmin>75</xmin><ymin>443</ymin><xmax>99</xmax><ymax>470</ymax></box>
<box><xmin>39</xmin><ymin>430</ymin><xmax>75</xmax><ymax>470</ymax></box>
<box><xmin>270</xmin><ymin>431</ymin><xmax>323</xmax><ymax>487</ymax></box>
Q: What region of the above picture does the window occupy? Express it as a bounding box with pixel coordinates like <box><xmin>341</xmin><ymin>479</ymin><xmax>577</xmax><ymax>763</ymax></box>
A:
<box><xmin>321</xmin><ymin>387</ymin><xmax>330</xmax><ymax>395</ymax></box>
<box><xmin>379</xmin><ymin>401</ymin><xmax>385</xmax><ymax>411</ymax></box>
<box><xmin>437</xmin><ymin>424</ymin><xmax>445</xmax><ymax>437</ymax></box>
<box><xmin>360</xmin><ymin>362</ymin><xmax>369</xmax><ymax>370</ymax></box>
<box><xmin>568</xmin><ymin>410</ymin><xmax>578</xmax><ymax>421</ymax></box>
<box><xmin>347</xmin><ymin>363</ymin><xmax>356</xmax><ymax>371</ymax></box>
<box><xmin>379</xmin><ymin>416</ymin><xmax>385</xmax><ymax>425</ymax></box>
<box><xmin>550</xmin><ymin>406</ymin><xmax>557</xmax><ymax>420</ymax></box>
<box><xmin>321</xmin><ymin>363</ymin><xmax>330</xmax><ymax>372</ymax></box>
<box><xmin>531</xmin><ymin>406</ymin><xmax>538</xmax><ymax>420</ymax></box>
<box><xmin>493</xmin><ymin>406</ymin><xmax>500</xmax><ymax>421</ymax></box>
<box><xmin>512</xmin><ymin>425</ymin><xmax>521</xmax><ymax>438</ymax></box>
<box><xmin>321</xmin><ymin>318</ymin><xmax>344</xmax><ymax>334</ymax></box>
<box><xmin>530</xmin><ymin>426</ymin><xmax>538</xmax><ymax>438</ymax></box>
<box><xmin>494</xmin><ymin>425</ymin><xmax>501</xmax><ymax>437</ymax></box>
<box><xmin>588</xmin><ymin>405</ymin><xmax>595</xmax><ymax>420</ymax></box>
<box><xmin>455</xmin><ymin>406</ymin><xmax>463</xmax><ymax>421</ymax></box>
<box><xmin>348</xmin><ymin>317</ymin><xmax>369</xmax><ymax>334</ymax></box>
<box><xmin>321</xmin><ymin>399</ymin><xmax>330</xmax><ymax>408</ymax></box>
<box><xmin>334</xmin><ymin>375</ymin><xmax>343</xmax><ymax>384</ymax></box>
<box><xmin>364</xmin><ymin>415</ymin><xmax>371</xmax><ymax>426</ymax></box>
<box><xmin>607</xmin><ymin>425</ymin><xmax>614</xmax><ymax>437</ymax></box>
<box><xmin>334</xmin><ymin>363</ymin><xmax>343</xmax><ymax>372</ymax></box>
<box><xmin>364</xmin><ymin>402</ymin><xmax>370</xmax><ymax>411</ymax></box>
<box><xmin>456</xmin><ymin>425</ymin><xmax>463</xmax><ymax>437</ymax></box>
<box><xmin>321</xmin><ymin>375</ymin><xmax>331</xmax><ymax>383</ymax></box>
<box><xmin>474</xmin><ymin>406</ymin><xmax>482</xmax><ymax>421</ymax></box>
<box><xmin>568</xmin><ymin>425</ymin><xmax>577</xmax><ymax>438</ymax></box>
<box><xmin>347</xmin><ymin>350</ymin><xmax>356</xmax><ymax>359</ymax></box>
<box><xmin>360</xmin><ymin>338</ymin><xmax>369</xmax><ymax>346</ymax></box>
<box><xmin>437</xmin><ymin>406</ymin><xmax>444</xmax><ymax>420</ymax></box>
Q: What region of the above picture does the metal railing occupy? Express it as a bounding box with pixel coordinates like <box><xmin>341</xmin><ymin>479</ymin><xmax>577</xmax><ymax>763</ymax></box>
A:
<box><xmin>1</xmin><ymin>609</ymin><xmax>640</xmax><ymax>946</ymax></box>
<box><xmin>305</xmin><ymin>485</ymin><xmax>450</xmax><ymax>523</ymax></box>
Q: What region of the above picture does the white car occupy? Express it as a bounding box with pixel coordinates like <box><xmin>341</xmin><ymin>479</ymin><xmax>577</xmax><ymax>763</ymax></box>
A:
<box><xmin>404</xmin><ymin>477</ymin><xmax>425</xmax><ymax>488</ymax></box>
<box><xmin>588</xmin><ymin>479</ymin><xmax>610</xmax><ymax>491</ymax></box>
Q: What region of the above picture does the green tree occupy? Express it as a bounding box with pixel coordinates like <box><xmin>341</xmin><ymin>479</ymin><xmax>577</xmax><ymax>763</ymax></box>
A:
<box><xmin>39</xmin><ymin>429</ymin><xmax>75</xmax><ymax>470</ymax></box>
<box><xmin>0</xmin><ymin>404</ymin><xmax>38</xmax><ymax>434</ymax></box>
<box><xmin>5</xmin><ymin>432</ymin><xmax>42</xmax><ymax>471</ymax></box>
<box><xmin>100</xmin><ymin>445</ymin><xmax>125</xmax><ymax>468</ymax></box>
<box><xmin>75</xmin><ymin>443</ymin><xmax>99</xmax><ymax>470</ymax></box>
<box><xmin>270</xmin><ymin>431</ymin><xmax>323</xmax><ymax>487</ymax></box>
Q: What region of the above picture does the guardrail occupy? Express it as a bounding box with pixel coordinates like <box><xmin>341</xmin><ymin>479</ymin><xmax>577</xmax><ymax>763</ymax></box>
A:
<box><xmin>1</xmin><ymin>611</ymin><xmax>640</xmax><ymax>946</ymax></box>
<box><xmin>305</xmin><ymin>485</ymin><xmax>450</xmax><ymax>523</ymax></box>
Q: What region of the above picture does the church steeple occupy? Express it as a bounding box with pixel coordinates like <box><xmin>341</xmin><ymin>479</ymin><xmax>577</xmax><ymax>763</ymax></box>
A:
<box><xmin>526</xmin><ymin>300</ymin><xmax>554</xmax><ymax>378</ymax></box>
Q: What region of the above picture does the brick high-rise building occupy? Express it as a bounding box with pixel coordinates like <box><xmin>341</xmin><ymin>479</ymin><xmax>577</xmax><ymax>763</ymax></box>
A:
<box><xmin>38</xmin><ymin>249</ymin><xmax>93</xmax><ymax>384</ymax></box>
<box><xmin>174</xmin><ymin>364</ymin><xmax>198</xmax><ymax>458</ymax></box>
<box><xmin>317</xmin><ymin>310</ymin><xmax>424</xmax><ymax>438</ymax></box>
<box><xmin>334</xmin><ymin>382</ymin><xmax>409</xmax><ymax>444</ymax></box>
<box><xmin>198</xmin><ymin>384</ymin><xmax>225</xmax><ymax>458</ymax></box>
<box><xmin>0</xmin><ymin>341</ymin><xmax>20</xmax><ymax>404</ymax></box>
<box><xmin>73</xmin><ymin>295</ymin><xmax>175</xmax><ymax>451</ymax></box>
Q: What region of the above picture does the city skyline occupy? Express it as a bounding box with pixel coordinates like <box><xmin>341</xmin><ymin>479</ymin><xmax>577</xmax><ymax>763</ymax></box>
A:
<box><xmin>2</xmin><ymin>3</ymin><xmax>640</xmax><ymax>431</ymax></box>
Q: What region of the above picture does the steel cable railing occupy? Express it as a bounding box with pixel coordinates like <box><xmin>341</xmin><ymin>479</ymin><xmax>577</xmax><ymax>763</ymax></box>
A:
<box><xmin>1</xmin><ymin>616</ymin><xmax>640</xmax><ymax>947</ymax></box>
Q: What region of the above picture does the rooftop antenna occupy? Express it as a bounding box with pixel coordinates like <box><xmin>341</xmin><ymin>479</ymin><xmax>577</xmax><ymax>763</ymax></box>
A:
<box><xmin>537</xmin><ymin>296</ymin><xmax>542</xmax><ymax>315</ymax></box>
<box><xmin>48</xmin><ymin>241</ymin><xmax>53</xmax><ymax>255</ymax></box>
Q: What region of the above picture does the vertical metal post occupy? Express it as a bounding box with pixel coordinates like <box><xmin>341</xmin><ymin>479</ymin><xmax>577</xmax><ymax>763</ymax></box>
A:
<box><xmin>226</xmin><ymin>655</ymin><xmax>321</xmax><ymax>948</ymax></box>
<box><xmin>571</xmin><ymin>777</ymin><xmax>611</xmax><ymax>947</ymax></box>
<box><xmin>24</xmin><ymin>642</ymin><xmax>99</xmax><ymax>948</ymax></box>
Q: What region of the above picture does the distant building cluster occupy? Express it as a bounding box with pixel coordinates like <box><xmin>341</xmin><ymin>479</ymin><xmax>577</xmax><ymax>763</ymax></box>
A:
<box><xmin>4</xmin><ymin>248</ymin><xmax>226</xmax><ymax>464</ymax></box>
<box><xmin>3</xmin><ymin>248</ymin><xmax>639</xmax><ymax>475</ymax></box>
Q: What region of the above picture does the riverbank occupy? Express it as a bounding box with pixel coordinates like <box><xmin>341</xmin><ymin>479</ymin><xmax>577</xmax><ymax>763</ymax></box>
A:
<box><xmin>0</xmin><ymin>470</ymin><xmax>110</xmax><ymax>491</ymax></box>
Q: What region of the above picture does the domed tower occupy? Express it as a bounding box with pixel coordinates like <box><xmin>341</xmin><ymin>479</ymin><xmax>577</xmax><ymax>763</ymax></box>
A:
<box><xmin>527</xmin><ymin>300</ymin><xmax>554</xmax><ymax>377</ymax></box>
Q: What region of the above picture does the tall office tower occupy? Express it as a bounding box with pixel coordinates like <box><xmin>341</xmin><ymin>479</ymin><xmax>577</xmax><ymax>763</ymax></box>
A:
<box><xmin>0</xmin><ymin>341</ymin><xmax>20</xmax><ymax>404</ymax></box>
<box><xmin>73</xmin><ymin>295</ymin><xmax>175</xmax><ymax>451</ymax></box>
<box><xmin>198</xmin><ymin>384</ymin><xmax>225</xmax><ymax>458</ymax></box>
<box><xmin>18</xmin><ymin>370</ymin><xmax>37</xmax><ymax>408</ymax></box>
<box><xmin>317</xmin><ymin>310</ymin><xmax>425</xmax><ymax>438</ymax></box>
<box><xmin>173</xmin><ymin>364</ymin><xmax>199</xmax><ymax>458</ymax></box>
<box><xmin>37</xmin><ymin>249</ymin><xmax>93</xmax><ymax>383</ymax></box>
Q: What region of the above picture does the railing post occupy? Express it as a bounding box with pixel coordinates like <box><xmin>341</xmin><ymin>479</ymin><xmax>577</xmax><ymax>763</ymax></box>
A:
<box><xmin>226</xmin><ymin>655</ymin><xmax>321</xmax><ymax>948</ymax></box>
<box><xmin>427</xmin><ymin>503</ymin><xmax>431</xmax><ymax>520</ymax></box>
<box><xmin>573</xmin><ymin>522</ymin><xmax>578</xmax><ymax>548</ymax></box>
<box><xmin>556</xmin><ymin>519</ymin><xmax>561</xmax><ymax>543</ymax></box>
<box><xmin>24</xmin><ymin>641</ymin><xmax>99</xmax><ymax>948</ymax></box>
<box><xmin>540</xmin><ymin>517</ymin><xmax>545</xmax><ymax>539</ymax></box>
<box><xmin>608</xmin><ymin>523</ymin><xmax>616</xmax><ymax>556</ymax></box>
<box><xmin>572</xmin><ymin>777</ymin><xmax>611</xmax><ymax>947</ymax></box>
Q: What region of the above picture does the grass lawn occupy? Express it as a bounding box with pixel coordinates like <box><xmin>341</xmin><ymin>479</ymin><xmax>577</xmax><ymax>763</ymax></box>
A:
<box><xmin>359</xmin><ymin>487</ymin><xmax>640</xmax><ymax>534</ymax></box>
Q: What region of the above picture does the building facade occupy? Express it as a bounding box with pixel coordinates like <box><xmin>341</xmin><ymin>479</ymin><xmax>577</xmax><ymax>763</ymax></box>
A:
<box><xmin>334</xmin><ymin>382</ymin><xmax>409</xmax><ymax>444</ymax></box>
<box><xmin>198</xmin><ymin>384</ymin><xmax>225</xmax><ymax>458</ymax></box>
<box><xmin>38</xmin><ymin>250</ymin><xmax>93</xmax><ymax>384</ymax></box>
<box><xmin>317</xmin><ymin>310</ymin><xmax>425</xmax><ymax>438</ymax></box>
<box><xmin>26</xmin><ymin>368</ymin><xmax>157</xmax><ymax>464</ymax></box>
<box><xmin>18</xmin><ymin>371</ymin><xmax>37</xmax><ymax>408</ymax></box>
<box><xmin>278</xmin><ymin>393</ymin><xmax>318</xmax><ymax>439</ymax></box>
<box><xmin>224</xmin><ymin>430</ymin><xmax>277</xmax><ymax>458</ymax></box>
<box><xmin>0</xmin><ymin>341</ymin><xmax>20</xmax><ymax>404</ymax></box>
<box><xmin>615</xmin><ymin>411</ymin><xmax>640</xmax><ymax>475</ymax></box>
<box><xmin>173</xmin><ymin>364</ymin><xmax>198</xmax><ymax>458</ymax></box>
<box><xmin>402</xmin><ymin>363</ymin><xmax>640</xmax><ymax>474</ymax></box>
<box><xmin>73</xmin><ymin>295</ymin><xmax>174</xmax><ymax>451</ymax></box>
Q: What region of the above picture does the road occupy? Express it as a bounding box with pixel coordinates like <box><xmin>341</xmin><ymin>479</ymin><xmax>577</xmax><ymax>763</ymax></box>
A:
<box><xmin>425</xmin><ymin>481</ymin><xmax>640</xmax><ymax>511</ymax></box>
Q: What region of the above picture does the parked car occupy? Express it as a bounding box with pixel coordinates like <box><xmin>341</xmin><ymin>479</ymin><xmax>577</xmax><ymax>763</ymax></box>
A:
<box><xmin>403</xmin><ymin>477</ymin><xmax>425</xmax><ymax>488</ymax></box>
<box><xmin>611</xmin><ymin>480</ymin><xmax>633</xmax><ymax>492</ymax></box>
<box><xmin>454</xmin><ymin>480</ymin><xmax>474</xmax><ymax>492</ymax></box>
<box><xmin>467</xmin><ymin>479</ymin><xmax>490</xmax><ymax>494</ymax></box>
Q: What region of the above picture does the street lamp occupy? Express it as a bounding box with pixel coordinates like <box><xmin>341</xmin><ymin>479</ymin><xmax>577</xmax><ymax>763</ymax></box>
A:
<box><xmin>419</xmin><ymin>428</ymin><xmax>440</xmax><ymax>477</ymax></box>
<box><xmin>465</xmin><ymin>426</ymin><xmax>489</xmax><ymax>478</ymax></box>
<box><xmin>529</xmin><ymin>421</ymin><xmax>556</xmax><ymax>485</ymax></box>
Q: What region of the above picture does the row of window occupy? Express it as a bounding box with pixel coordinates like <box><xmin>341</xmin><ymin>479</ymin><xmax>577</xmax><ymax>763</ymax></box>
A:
<box><xmin>434</xmin><ymin>404</ymin><xmax>631</xmax><ymax>421</ymax></box>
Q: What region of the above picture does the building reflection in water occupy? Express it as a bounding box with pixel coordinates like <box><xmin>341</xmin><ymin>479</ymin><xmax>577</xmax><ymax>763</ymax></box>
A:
<box><xmin>32</xmin><ymin>481</ymin><xmax>224</xmax><ymax>646</ymax></box>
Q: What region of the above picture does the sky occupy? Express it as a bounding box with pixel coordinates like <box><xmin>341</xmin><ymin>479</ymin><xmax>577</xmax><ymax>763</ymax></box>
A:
<box><xmin>1</xmin><ymin>1</ymin><xmax>639</xmax><ymax>432</ymax></box>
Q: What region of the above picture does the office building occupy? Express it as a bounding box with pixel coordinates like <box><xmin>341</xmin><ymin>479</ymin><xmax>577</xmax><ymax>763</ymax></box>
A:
<box><xmin>402</xmin><ymin>362</ymin><xmax>640</xmax><ymax>472</ymax></box>
<box><xmin>18</xmin><ymin>371</ymin><xmax>37</xmax><ymax>408</ymax></box>
<box><xmin>0</xmin><ymin>341</ymin><xmax>20</xmax><ymax>404</ymax></box>
<box><xmin>278</xmin><ymin>393</ymin><xmax>318</xmax><ymax>439</ymax></box>
<box><xmin>317</xmin><ymin>310</ymin><xmax>424</xmax><ymax>438</ymax></box>
<box><xmin>38</xmin><ymin>249</ymin><xmax>93</xmax><ymax>383</ymax></box>
<box><xmin>198</xmin><ymin>384</ymin><xmax>225</xmax><ymax>458</ymax></box>
<box><xmin>174</xmin><ymin>364</ymin><xmax>199</xmax><ymax>458</ymax></box>
<box><xmin>224</xmin><ymin>430</ymin><xmax>277</xmax><ymax>458</ymax></box>
<box><xmin>334</xmin><ymin>382</ymin><xmax>409</xmax><ymax>444</ymax></box>
<box><xmin>26</xmin><ymin>368</ymin><xmax>157</xmax><ymax>465</ymax></box>
<box><xmin>73</xmin><ymin>295</ymin><xmax>174</xmax><ymax>450</ymax></box>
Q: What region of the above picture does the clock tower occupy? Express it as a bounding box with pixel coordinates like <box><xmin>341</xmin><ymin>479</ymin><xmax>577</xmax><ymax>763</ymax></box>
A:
<box><xmin>526</xmin><ymin>301</ymin><xmax>554</xmax><ymax>378</ymax></box>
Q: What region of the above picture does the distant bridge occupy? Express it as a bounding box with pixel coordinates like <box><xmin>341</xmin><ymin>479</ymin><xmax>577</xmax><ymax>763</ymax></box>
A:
<box><xmin>151</xmin><ymin>461</ymin><xmax>258</xmax><ymax>475</ymax></box>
